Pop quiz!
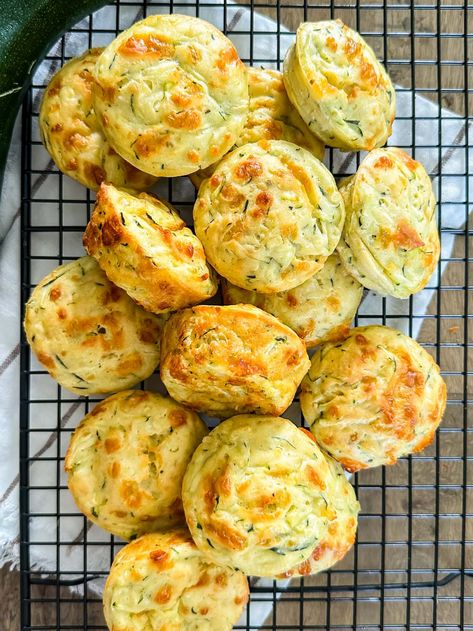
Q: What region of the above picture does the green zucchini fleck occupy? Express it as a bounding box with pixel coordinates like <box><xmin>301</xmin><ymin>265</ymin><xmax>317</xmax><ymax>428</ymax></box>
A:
<box><xmin>54</xmin><ymin>354</ymin><xmax>67</xmax><ymax>369</ymax></box>
<box><xmin>345</xmin><ymin>119</ymin><xmax>363</xmax><ymax>136</ymax></box>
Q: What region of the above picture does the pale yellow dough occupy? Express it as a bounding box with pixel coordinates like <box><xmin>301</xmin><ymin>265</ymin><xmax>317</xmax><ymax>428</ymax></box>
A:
<box><xmin>337</xmin><ymin>147</ymin><xmax>439</xmax><ymax>298</ymax></box>
<box><xmin>93</xmin><ymin>14</ymin><xmax>249</xmax><ymax>177</ymax></box>
<box><xmin>182</xmin><ymin>415</ymin><xmax>339</xmax><ymax>576</ymax></box>
<box><xmin>103</xmin><ymin>530</ymin><xmax>249</xmax><ymax>631</ymax></box>
<box><xmin>24</xmin><ymin>257</ymin><xmax>164</xmax><ymax>395</ymax></box>
<box><xmin>83</xmin><ymin>183</ymin><xmax>217</xmax><ymax>314</ymax></box>
<box><xmin>222</xmin><ymin>252</ymin><xmax>363</xmax><ymax>347</ymax></box>
<box><xmin>39</xmin><ymin>48</ymin><xmax>156</xmax><ymax>191</ymax></box>
<box><xmin>300</xmin><ymin>325</ymin><xmax>447</xmax><ymax>471</ymax></box>
<box><xmin>194</xmin><ymin>139</ymin><xmax>345</xmax><ymax>293</ymax></box>
<box><xmin>65</xmin><ymin>391</ymin><xmax>207</xmax><ymax>540</ymax></box>
<box><xmin>190</xmin><ymin>66</ymin><xmax>324</xmax><ymax>188</ymax></box>
<box><xmin>284</xmin><ymin>20</ymin><xmax>396</xmax><ymax>151</ymax></box>
<box><xmin>160</xmin><ymin>304</ymin><xmax>310</xmax><ymax>418</ymax></box>
<box><xmin>279</xmin><ymin>452</ymin><xmax>360</xmax><ymax>577</ymax></box>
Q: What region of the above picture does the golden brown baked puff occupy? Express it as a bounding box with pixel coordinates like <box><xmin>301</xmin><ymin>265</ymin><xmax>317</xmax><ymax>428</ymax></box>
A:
<box><xmin>301</xmin><ymin>325</ymin><xmax>447</xmax><ymax>471</ymax></box>
<box><xmin>83</xmin><ymin>183</ymin><xmax>218</xmax><ymax>314</ymax></box>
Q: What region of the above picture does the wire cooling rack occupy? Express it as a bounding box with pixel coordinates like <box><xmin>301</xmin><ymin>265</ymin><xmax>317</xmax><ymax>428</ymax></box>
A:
<box><xmin>19</xmin><ymin>0</ymin><xmax>472</xmax><ymax>629</ymax></box>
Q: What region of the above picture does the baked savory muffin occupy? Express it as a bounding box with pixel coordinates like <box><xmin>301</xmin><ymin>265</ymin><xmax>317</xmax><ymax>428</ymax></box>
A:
<box><xmin>93</xmin><ymin>14</ymin><xmax>249</xmax><ymax>177</ymax></box>
<box><xmin>337</xmin><ymin>147</ymin><xmax>439</xmax><ymax>298</ymax></box>
<box><xmin>39</xmin><ymin>48</ymin><xmax>156</xmax><ymax>191</ymax></box>
<box><xmin>300</xmin><ymin>325</ymin><xmax>447</xmax><ymax>472</ymax></box>
<box><xmin>284</xmin><ymin>20</ymin><xmax>396</xmax><ymax>151</ymax></box>
<box><xmin>182</xmin><ymin>415</ymin><xmax>338</xmax><ymax>577</ymax></box>
<box><xmin>190</xmin><ymin>66</ymin><xmax>324</xmax><ymax>188</ymax></box>
<box><xmin>222</xmin><ymin>253</ymin><xmax>363</xmax><ymax>348</ymax></box>
<box><xmin>160</xmin><ymin>304</ymin><xmax>310</xmax><ymax>418</ymax></box>
<box><xmin>279</xmin><ymin>450</ymin><xmax>360</xmax><ymax>577</ymax></box>
<box><xmin>83</xmin><ymin>183</ymin><xmax>217</xmax><ymax>314</ymax></box>
<box><xmin>24</xmin><ymin>257</ymin><xmax>164</xmax><ymax>394</ymax></box>
<box><xmin>103</xmin><ymin>530</ymin><xmax>249</xmax><ymax>631</ymax></box>
<box><xmin>65</xmin><ymin>391</ymin><xmax>207</xmax><ymax>540</ymax></box>
<box><xmin>194</xmin><ymin>140</ymin><xmax>345</xmax><ymax>293</ymax></box>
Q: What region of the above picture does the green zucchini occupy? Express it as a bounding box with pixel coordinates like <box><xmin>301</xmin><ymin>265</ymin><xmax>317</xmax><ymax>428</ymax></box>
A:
<box><xmin>0</xmin><ymin>0</ymin><xmax>107</xmax><ymax>189</ymax></box>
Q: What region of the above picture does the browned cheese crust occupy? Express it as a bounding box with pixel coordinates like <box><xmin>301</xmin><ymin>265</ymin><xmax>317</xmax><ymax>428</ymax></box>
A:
<box><xmin>160</xmin><ymin>304</ymin><xmax>310</xmax><ymax>418</ymax></box>
<box><xmin>83</xmin><ymin>183</ymin><xmax>217</xmax><ymax>314</ymax></box>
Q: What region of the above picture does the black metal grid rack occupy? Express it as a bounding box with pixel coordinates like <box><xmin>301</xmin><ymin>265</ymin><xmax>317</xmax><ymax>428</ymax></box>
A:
<box><xmin>19</xmin><ymin>0</ymin><xmax>472</xmax><ymax>629</ymax></box>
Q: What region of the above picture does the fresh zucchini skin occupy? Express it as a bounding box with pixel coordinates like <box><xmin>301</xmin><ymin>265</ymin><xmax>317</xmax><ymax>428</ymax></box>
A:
<box><xmin>0</xmin><ymin>0</ymin><xmax>107</xmax><ymax>189</ymax></box>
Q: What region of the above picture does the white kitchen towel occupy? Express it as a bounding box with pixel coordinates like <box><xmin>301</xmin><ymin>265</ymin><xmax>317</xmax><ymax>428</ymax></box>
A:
<box><xmin>0</xmin><ymin>0</ymin><xmax>471</xmax><ymax>625</ymax></box>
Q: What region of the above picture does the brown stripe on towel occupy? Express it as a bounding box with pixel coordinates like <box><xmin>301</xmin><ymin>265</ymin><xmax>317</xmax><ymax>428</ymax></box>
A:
<box><xmin>227</xmin><ymin>7</ymin><xmax>246</xmax><ymax>33</ymax></box>
<box><xmin>431</xmin><ymin>121</ymin><xmax>468</xmax><ymax>176</ymax></box>
<box><xmin>0</xmin><ymin>343</ymin><xmax>19</xmax><ymax>377</ymax></box>
<box><xmin>0</xmin><ymin>399</ymin><xmax>84</xmax><ymax>504</ymax></box>
<box><xmin>68</xmin><ymin>520</ymin><xmax>94</xmax><ymax>550</ymax></box>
